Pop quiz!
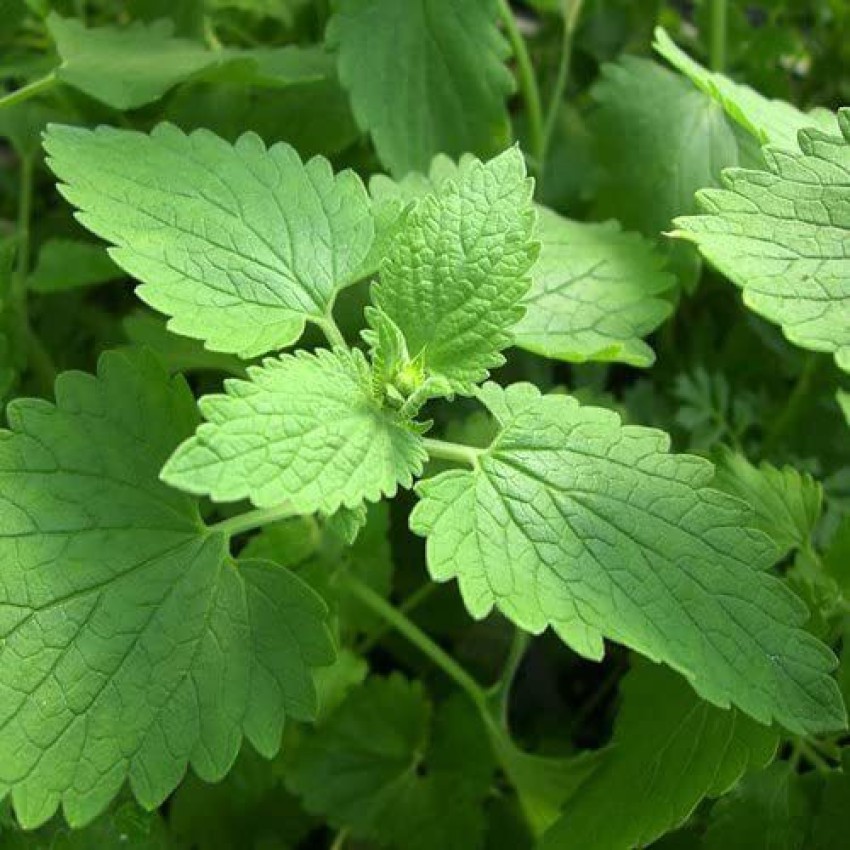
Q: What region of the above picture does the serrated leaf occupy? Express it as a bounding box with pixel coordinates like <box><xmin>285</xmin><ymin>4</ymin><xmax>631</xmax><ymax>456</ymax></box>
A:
<box><xmin>327</xmin><ymin>0</ymin><xmax>513</xmax><ymax>176</ymax></box>
<box><xmin>540</xmin><ymin>661</ymin><xmax>779</xmax><ymax>850</ymax></box>
<box><xmin>654</xmin><ymin>27</ymin><xmax>838</xmax><ymax>150</ymax></box>
<box><xmin>28</xmin><ymin>239</ymin><xmax>121</xmax><ymax>293</ymax></box>
<box><xmin>513</xmin><ymin>208</ymin><xmax>675</xmax><ymax>367</ymax></box>
<box><xmin>0</xmin><ymin>350</ymin><xmax>334</xmax><ymax>828</ymax></box>
<box><xmin>162</xmin><ymin>348</ymin><xmax>426</xmax><ymax>513</ymax></box>
<box><xmin>410</xmin><ymin>382</ymin><xmax>846</xmax><ymax>734</ymax></box>
<box><xmin>675</xmin><ymin>110</ymin><xmax>850</xmax><ymax>372</ymax></box>
<box><xmin>712</xmin><ymin>449</ymin><xmax>822</xmax><ymax>556</ymax></box>
<box><xmin>287</xmin><ymin>676</ymin><xmax>494</xmax><ymax>850</ymax></box>
<box><xmin>44</xmin><ymin>123</ymin><xmax>374</xmax><ymax>358</ymax></box>
<box><xmin>372</xmin><ymin>147</ymin><xmax>538</xmax><ymax>394</ymax></box>
<box><xmin>4</xmin><ymin>800</ymin><xmax>171</xmax><ymax>850</ymax></box>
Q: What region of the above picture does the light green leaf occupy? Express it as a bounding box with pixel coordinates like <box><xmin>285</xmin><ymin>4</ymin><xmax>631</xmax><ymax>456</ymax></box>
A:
<box><xmin>712</xmin><ymin>449</ymin><xmax>822</xmax><ymax>556</ymax></box>
<box><xmin>0</xmin><ymin>350</ymin><xmax>334</xmax><ymax>828</ymax></box>
<box><xmin>654</xmin><ymin>27</ymin><xmax>838</xmax><ymax>150</ymax></box>
<box><xmin>513</xmin><ymin>208</ymin><xmax>675</xmax><ymax>367</ymax></box>
<box><xmin>411</xmin><ymin>382</ymin><xmax>845</xmax><ymax>734</ymax></box>
<box><xmin>28</xmin><ymin>239</ymin><xmax>121</xmax><ymax>293</ymax></box>
<box><xmin>675</xmin><ymin>109</ymin><xmax>850</xmax><ymax>372</ymax></box>
<box><xmin>372</xmin><ymin>147</ymin><xmax>538</xmax><ymax>394</ymax></box>
<box><xmin>541</xmin><ymin>661</ymin><xmax>778</xmax><ymax>850</ymax></box>
<box><xmin>287</xmin><ymin>676</ymin><xmax>494</xmax><ymax>850</ymax></box>
<box><xmin>3</xmin><ymin>800</ymin><xmax>171</xmax><ymax>849</ymax></box>
<box><xmin>162</xmin><ymin>348</ymin><xmax>426</xmax><ymax>513</ymax></box>
<box><xmin>44</xmin><ymin>123</ymin><xmax>374</xmax><ymax>358</ymax></box>
<box><xmin>327</xmin><ymin>0</ymin><xmax>513</xmax><ymax>176</ymax></box>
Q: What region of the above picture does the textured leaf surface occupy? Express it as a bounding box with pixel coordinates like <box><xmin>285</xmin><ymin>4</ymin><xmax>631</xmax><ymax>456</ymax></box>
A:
<box><xmin>654</xmin><ymin>28</ymin><xmax>837</xmax><ymax>150</ymax></box>
<box><xmin>162</xmin><ymin>348</ymin><xmax>426</xmax><ymax>512</ymax></box>
<box><xmin>372</xmin><ymin>147</ymin><xmax>538</xmax><ymax>393</ymax></box>
<box><xmin>28</xmin><ymin>239</ymin><xmax>121</xmax><ymax>293</ymax></box>
<box><xmin>513</xmin><ymin>208</ymin><xmax>675</xmax><ymax>366</ymax></box>
<box><xmin>411</xmin><ymin>382</ymin><xmax>845</xmax><ymax>733</ymax></box>
<box><xmin>44</xmin><ymin>123</ymin><xmax>374</xmax><ymax>357</ymax></box>
<box><xmin>712</xmin><ymin>450</ymin><xmax>821</xmax><ymax>556</ymax></box>
<box><xmin>676</xmin><ymin>110</ymin><xmax>850</xmax><ymax>372</ymax></box>
<box><xmin>0</xmin><ymin>350</ymin><xmax>334</xmax><ymax>827</ymax></box>
<box><xmin>287</xmin><ymin>676</ymin><xmax>494</xmax><ymax>850</ymax></box>
<box><xmin>327</xmin><ymin>0</ymin><xmax>513</xmax><ymax>176</ymax></box>
<box><xmin>541</xmin><ymin>661</ymin><xmax>778</xmax><ymax>850</ymax></box>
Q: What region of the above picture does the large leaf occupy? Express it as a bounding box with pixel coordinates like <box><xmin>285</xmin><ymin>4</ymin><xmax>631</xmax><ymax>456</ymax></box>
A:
<box><xmin>676</xmin><ymin>109</ymin><xmax>850</xmax><ymax>372</ymax></box>
<box><xmin>371</xmin><ymin>147</ymin><xmax>538</xmax><ymax>394</ymax></box>
<box><xmin>541</xmin><ymin>661</ymin><xmax>778</xmax><ymax>850</ymax></box>
<box><xmin>44</xmin><ymin>124</ymin><xmax>374</xmax><ymax>357</ymax></box>
<box><xmin>411</xmin><ymin>383</ymin><xmax>845</xmax><ymax>734</ymax></box>
<box><xmin>0</xmin><ymin>350</ymin><xmax>334</xmax><ymax>828</ymax></box>
<box><xmin>513</xmin><ymin>208</ymin><xmax>675</xmax><ymax>367</ymax></box>
<box><xmin>287</xmin><ymin>676</ymin><xmax>494</xmax><ymax>850</ymax></box>
<box><xmin>162</xmin><ymin>348</ymin><xmax>426</xmax><ymax>512</ymax></box>
<box><xmin>327</xmin><ymin>0</ymin><xmax>513</xmax><ymax>176</ymax></box>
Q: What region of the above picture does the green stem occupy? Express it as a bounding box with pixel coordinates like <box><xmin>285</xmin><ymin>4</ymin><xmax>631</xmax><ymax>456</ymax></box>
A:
<box><xmin>340</xmin><ymin>574</ymin><xmax>489</xmax><ymax>711</ymax></box>
<box><xmin>316</xmin><ymin>315</ymin><xmax>347</xmax><ymax>349</ymax></box>
<box><xmin>794</xmin><ymin>738</ymin><xmax>832</xmax><ymax>773</ymax></box>
<box><xmin>496</xmin><ymin>0</ymin><xmax>545</xmax><ymax>175</ymax></box>
<box><xmin>358</xmin><ymin>581</ymin><xmax>437</xmax><ymax>653</ymax></box>
<box><xmin>209</xmin><ymin>503</ymin><xmax>300</xmax><ymax>538</ymax></box>
<box><xmin>0</xmin><ymin>72</ymin><xmax>57</xmax><ymax>111</ymax></box>
<box><xmin>423</xmin><ymin>437</ymin><xmax>481</xmax><ymax>467</ymax></box>
<box><xmin>330</xmin><ymin>829</ymin><xmax>348</xmax><ymax>850</ymax></box>
<box><xmin>542</xmin><ymin>0</ymin><xmax>583</xmax><ymax>157</ymax></box>
<box><xmin>762</xmin><ymin>355</ymin><xmax>818</xmax><ymax>456</ymax></box>
<box><xmin>709</xmin><ymin>0</ymin><xmax>727</xmax><ymax>72</ymax></box>
<box><xmin>491</xmin><ymin>629</ymin><xmax>531</xmax><ymax>728</ymax></box>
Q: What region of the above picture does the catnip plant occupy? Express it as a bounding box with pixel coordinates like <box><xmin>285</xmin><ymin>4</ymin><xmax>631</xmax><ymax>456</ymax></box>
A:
<box><xmin>0</xmin><ymin>1</ymin><xmax>850</xmax><ymax>849</ymax></box>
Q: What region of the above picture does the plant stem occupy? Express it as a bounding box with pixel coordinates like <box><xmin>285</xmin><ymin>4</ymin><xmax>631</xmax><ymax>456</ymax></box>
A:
<box><xmin>709</xmin><ymin>0</ymin><xmax>727</xmax><ymax>72</ymax></box>
<box><xmin>543</xmin><ymin>0</ymin><xmax>583</xmax><ymax>157</ymax></box>
<box><xmin>0</xmin><ymin>72</ymin><xmax>57</xmax><ymax>111</ymax></box>
<box><xmin>491</xmin><ymin>629</ymin><xmax>531</xmax><ymax>728</ymax></box>
<box><xmin>496</xmin><ymin>0</ymin><xmax>545</xmax><ymax>175</ymax></box>
<box><xmin>209</xmin><ymin>502</ymin><xmax>300</xmax><ymax>538</ymax></box>
<box><xmin>316</xmin><ymin>315</ymin><xmax>347</xmax><ymax>349</ymax></box>
<box><xmin>763</xmin><ymin>354</ymin><xmax>818</xmax><ymax>456</ymax></box>
<box><xmin>340</xmin><ymin>574</ymin><xmax>489</xmax><ymax>712</ymax></box>
<box><xmin>330</xmin><ymin>830</ymin><xmax>348</xmax><ymax>850</ymax></box>
<box><xmin>358</xmin><ymin>581</ymin><xmax>437</xmax><ymax>653</ymax></box>
<box><xmin>794</xmin><ymin>738</ymin><xmax>832</xmax><ymax>773</ymax></box>
<box><xmin>423</xmin><ymin>437</ymin><xmax>481</xmax><ymax>467</ymax></box>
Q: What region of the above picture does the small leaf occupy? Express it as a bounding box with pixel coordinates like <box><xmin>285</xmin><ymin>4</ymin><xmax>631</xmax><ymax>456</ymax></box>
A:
<box><xmin>514</xmin><ymin>208</ymin><xmax>675</xmax><ymax>367</ymax></box>
<box><xmin>372</xmin><ymin>147</ymin><xmax>538</xmax><ymax>394</ymax></box>
<box><xmin>327</xmin><ymin>0</ymin><xmax>513</xmax><ymax>176</ymax></box>
<box><xmin>411</xmin><ymin>382</ymin><xmax>846</xmax><ymax>734</ymax></box>
<box><xmin>540</xmin><ymin>661</ymin><xmax>779</xmax><ymax>850</ymax></box>
<box><xmin>28</xmin><ymin>239</ymin><xmax>121</xmax><ymax>293</ymax></box>
<box><xmin>162</xmin><ymin>348</ymin><xmax>426</xmax><ymax>513</ymax></box>
<box><xmin>676</xmin><ymin>109</ymin><xmax>850</xmax><ymax>372</ymax></box>
<box><xmin>0</xmin><ymin>350</ymin><xmax>334</xmax><ymax>828</ymax></box>
<box><xmin>44</xmin><ymin>123</ymin><xmax>374</xmax><ymax>357</ymax></box>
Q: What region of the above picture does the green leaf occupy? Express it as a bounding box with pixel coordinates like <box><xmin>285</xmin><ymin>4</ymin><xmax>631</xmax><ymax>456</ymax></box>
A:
<box><xmin>591</xmin><ymin>55</ymin><xmax>742</xmax><ymax>239</ymax></box>
<box><xmin>46</xmin><ymin>14</ymin><xmax>329</xmax><ymax>111</ymax></box>
<box><xmin>702</xmin><ymin>764</ymin><xmax>811</xmax><ymax>850</ymax></box>
<box><xmin>372</xmin><ymin>147</ymin><xmax>538</xmax><ymax>394</ymax></box>
<box><xmin>540</xmin><ymin>661</ymin><xmax>779</xmax><ymax>850</ymax></box>
<box><xmin>4</xmin><ymin>800</ymin><xmax>171</xmax><ymax>849</ymax></box>
<box><xmin>287</xmin><ymin>676</ymin><xmax>494</xmax><ymax>850</ymax></box>
<box><xmin>327</xmin><ymin>0</ymin><xmax>513</xmax><ymax>176</ymax></box>
<box><xmin>675</xmin><ymin>110</ymin><xmax>850</xmax><ymax>372</ymax></box>
<box><xmin>44</xmin><ymin>123</ymin><xmax>374</xmax><ymax>358</ymax></box>
<box><xmin>654</xmin><ymin>27</ymin><xmax>838</xmax><ymax>150</ymax></box>
<box><xmin>28</xmin><ymin>239</ymin><xmax>121</xmax><ymax>293</ymax></box>
<box><xmin>411</xmin><ymin>382</ymin><xmax>845</xmax><ymax>734</ymax></box>
<box><xmin>513</xmin><ymin>208</ymin><xmax>675</xmax><ymax>367</ymax></box>
<box><xmin>0</xmin><ymin>349</ymin><xmax>334</xmax><ymax>828</ymax></box>
<box><xmin>162</xmin><ymin>348</ymin><xmax>426</xmax><ymax>513</ymax></box>
<box><xmin>712</xmin><ymin>449</ymin><xmax>822</xmax><ymax>556</ymax></box>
